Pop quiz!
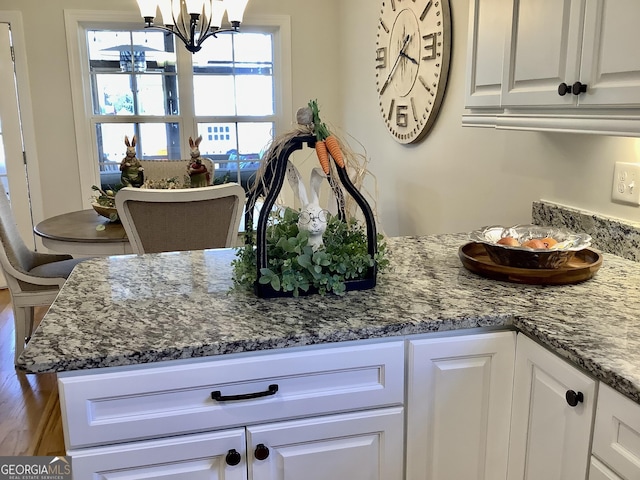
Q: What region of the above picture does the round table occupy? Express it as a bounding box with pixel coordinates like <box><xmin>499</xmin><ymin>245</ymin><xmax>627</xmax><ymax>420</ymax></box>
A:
<box><xmin>34</xmin><ymin>209</ymin><xmax>132</xmax><ymax>256</ymax></box>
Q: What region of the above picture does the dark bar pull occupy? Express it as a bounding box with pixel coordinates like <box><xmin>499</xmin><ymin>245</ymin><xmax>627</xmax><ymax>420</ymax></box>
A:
<box><xmin>211</xmin><ymin>384</ymin><xmax>279</xmax><ymax>402</ymax></box>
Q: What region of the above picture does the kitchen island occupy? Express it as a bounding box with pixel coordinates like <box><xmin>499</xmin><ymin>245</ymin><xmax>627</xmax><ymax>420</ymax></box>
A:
<box><xmin>17</xmin><ymin>234</ymin><xmax>640</xmax><ymax>403</ymax></box>
<box><xmin>16</xmin><ymin>233</ymin><xmax>640</xmax><ymax>478</ymax></box>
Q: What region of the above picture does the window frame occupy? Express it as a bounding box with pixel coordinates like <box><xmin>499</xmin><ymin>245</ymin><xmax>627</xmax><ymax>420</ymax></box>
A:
<box><xmin>65</xmin><ymin>10</ymin><xmax>292</xmax><ymax>207</ymax></box>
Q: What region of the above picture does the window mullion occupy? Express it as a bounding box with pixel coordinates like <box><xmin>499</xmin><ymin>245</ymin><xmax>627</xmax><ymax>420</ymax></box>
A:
<box><xmin>176</xmin><ymin>46</ymin><xmax>196</xmax><ymax>159</ymax></box>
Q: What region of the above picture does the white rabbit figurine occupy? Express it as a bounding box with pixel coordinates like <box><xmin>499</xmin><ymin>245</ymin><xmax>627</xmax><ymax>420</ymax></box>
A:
<box><xmin>287</xmin><ymin>162</ymin><xmax>328</xmax><ymax>250</ymax></box>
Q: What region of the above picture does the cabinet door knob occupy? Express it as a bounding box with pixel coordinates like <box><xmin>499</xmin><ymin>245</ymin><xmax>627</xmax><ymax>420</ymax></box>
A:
<box><xmin>254</xmin><ymin>443</ymin><xmax>270</xmax><ymax>461</ymax></box>
<box><xmin>558</xmin><ymin>82</ymin><xmax>570</xmax><ymax>96</ymax></box>
<box><xmin>226</xmin><ymin>449</ymin><xmax>241</xmax><ymax>466</ymax></box>
<box><xmin>565</xmin><ymin>389</ymin><xmax>584</xmax><ymax>407</ymax></box>
<box><xmin>571</xmin><ymin>81</ymin><xmax>588</xmax><ymax>95</ymax></box>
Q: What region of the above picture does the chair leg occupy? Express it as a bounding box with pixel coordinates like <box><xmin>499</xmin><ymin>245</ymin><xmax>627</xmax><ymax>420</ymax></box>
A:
<box><xmin>13</xmin><ymin>305</ymin><xmax>33</xmax><ymax>366</ymax></box>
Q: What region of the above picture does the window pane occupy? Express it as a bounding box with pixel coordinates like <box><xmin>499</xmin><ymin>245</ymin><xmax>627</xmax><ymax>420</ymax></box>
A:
<box><xmin>234</xmin><ymin>33</ymin><xmax>272</xmax><ymax>63</ymax></box>
<box><xmin>236</xmin><ymin>75</ymin><xmax>273</xmax><ymax>116</ymax></box>
<box><xmin>192</xmin><ymin>35</ymin><xmax>233</xmax><ymax>63</ymax></box>
<box><xmin>193</xmin><ymin>75</ymin><xmax>236</xmax><ymax>115</ymax></box>
<box><xmin>138</xmin><ymin>123</ymin><xmax>181</xmax><ymax>159</ymax></box>
<box><xmin>94</xmin><ymin>74</ymin><xmax>134</xmax><ymax>115</ymax></box>
<box><xmin>136</xmin><ymin>74</ymin><xmax>179</xmax><ymax>115</ymax></box>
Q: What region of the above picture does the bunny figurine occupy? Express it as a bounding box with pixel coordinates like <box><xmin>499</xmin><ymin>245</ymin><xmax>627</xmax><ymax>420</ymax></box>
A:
<box><xmin>287</xmin><ymin>162</ymin><xmax>328</xmax><ymax>250</ymax></box>
<box><xmin>187</xmin><ymin>135</ymin><xmax>210</xmax><ymax>188</ymax></box>
<box><xmin>120</xmin><ymin>135</ymin><xmax>144</xmax><ymax>187</ymax></box>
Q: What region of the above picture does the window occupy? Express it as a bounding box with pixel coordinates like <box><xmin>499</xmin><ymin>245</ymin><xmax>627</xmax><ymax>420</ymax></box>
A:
<box><xmin>66</xmin><ymin>11</ymin><xmax>291</xmax><ymax>203</ymax></box>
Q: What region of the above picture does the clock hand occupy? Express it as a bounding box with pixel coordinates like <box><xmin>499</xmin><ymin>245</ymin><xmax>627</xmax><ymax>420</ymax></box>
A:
<box><xmin>380</xmin><ymin>34</ymin><xmax>412</xmax><ymax>95</ymax></box>
<box><xmin>400</xmin><ymin>51</ymin><xmax>418</xmax><ymax>65</ymax></box>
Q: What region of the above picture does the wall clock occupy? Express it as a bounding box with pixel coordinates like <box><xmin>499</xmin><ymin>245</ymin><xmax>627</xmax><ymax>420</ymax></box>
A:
<box><xmin>375</xmin><ymin>0</ymin><xmax>451</xmax><ymax>144</ymax></box>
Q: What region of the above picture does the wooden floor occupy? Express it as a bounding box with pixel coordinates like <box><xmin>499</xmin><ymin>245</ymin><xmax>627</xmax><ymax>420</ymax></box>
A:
<box><xmin>0</xmin><ymin>288</ymin><xmax>65</xmax><ymax>456</ymax></box>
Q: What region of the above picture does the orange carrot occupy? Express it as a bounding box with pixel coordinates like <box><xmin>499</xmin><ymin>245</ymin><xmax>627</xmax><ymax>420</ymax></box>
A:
<box><xmin>325</xmin><ymin>135</ymin><xmax>345</xmax><ymax>169</ymax></box>
<box><xmin>315</xmin><ymin>140</ymin><xmax>330</xmax><ymax>174</ymax></box>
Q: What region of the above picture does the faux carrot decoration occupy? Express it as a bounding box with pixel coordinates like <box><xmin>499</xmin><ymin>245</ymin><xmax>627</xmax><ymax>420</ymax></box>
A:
<box><xmin>315</xmin><ymin>139</ymin><xmax>330</xmax><ymax>174</ymax></box>
<box><xmin>308</xmin><ymin>99</ymin><xmax>346</xmax><ymax>172</ymax></box>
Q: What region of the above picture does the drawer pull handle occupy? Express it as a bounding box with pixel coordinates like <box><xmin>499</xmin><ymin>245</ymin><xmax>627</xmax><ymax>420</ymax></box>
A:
<box><xmin>226</xmin><ymin>449</ymin><xmax>241</xmax><ymax>466</ymax></box>
<box><xmin>211</xmin><ymin>384</ymin><xmax>279</xmax><ymax>402</ymax></box>
<box><xmin>565</xmin><ymin>389</ymin><xmax>584</xmax><ymax>407</ymax></box>
<box><xmin>255</xmin><ymin>443</ymin><xmax>270</xmax><ymax>461</ymax></box>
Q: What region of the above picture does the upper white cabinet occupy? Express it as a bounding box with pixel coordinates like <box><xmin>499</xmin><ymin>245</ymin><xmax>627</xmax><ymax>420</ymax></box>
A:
<box><xmin>465</xmin><ymin>0</ymin><xmax>509</xmax><ymax>108</ymax></box>
<box><xmin>464</xmin><ymin>0</ymin><xmax>640</xmax><ymax>135</ymax></box>
<box><xmin>502</xmin><ymin>0</ymin><xmax>640</xmax><ymax>107</ymax></box>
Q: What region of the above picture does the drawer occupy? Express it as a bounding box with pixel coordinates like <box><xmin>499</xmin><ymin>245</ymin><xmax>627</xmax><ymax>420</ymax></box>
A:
<box><xmin>58</xmin><ymin>340</ymin><xmax>404</xmax><ymax>449</ymax></box>
<box><xmin>591</xmin><ymin>383</ymin><xmax>640</xmax><ymax>480</ymax></box>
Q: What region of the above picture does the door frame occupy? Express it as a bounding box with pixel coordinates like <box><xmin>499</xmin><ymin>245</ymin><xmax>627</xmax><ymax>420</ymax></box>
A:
<box><xmin>0</xmin><ymin>11</ymin><xmax>44</xmax><ymax>250</ymax></box>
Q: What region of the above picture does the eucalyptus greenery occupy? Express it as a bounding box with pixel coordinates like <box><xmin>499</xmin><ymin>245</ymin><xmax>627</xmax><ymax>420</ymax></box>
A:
<box><xmin>232</xmin><ymin>207</ymin><xmax>389</xmax><ymax>297</ymax></box>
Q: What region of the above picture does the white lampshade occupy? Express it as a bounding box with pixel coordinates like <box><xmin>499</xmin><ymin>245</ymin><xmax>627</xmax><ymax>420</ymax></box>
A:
<box><xmin>185</xmin><ymin>0</ymin><xmax>205</xmax><ymax>15</ymax></box>
<box><xmin>209</xmin><ymin>1</ymin><xmax>226</xmax><ymax>29</ymax></box>
<box><xmin>137</xmin><ymin>0</ymin><xmax>159</xmax><ymax>19</ymax></box>
<box><xmin>157</xmin><ymin>0</ymin><xmax>175</xmax><ymax>25</ymax></box>
<box><xmin>224</xmin><ymin>0</ymin><xmax>249</xmax><ymax>23</ymax></box>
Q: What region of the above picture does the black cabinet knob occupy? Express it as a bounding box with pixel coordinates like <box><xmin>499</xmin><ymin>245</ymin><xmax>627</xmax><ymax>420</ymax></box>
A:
<box><xmin>566</xmin><ymin>389</ymin><xmax>584</xmax><ymax>407</ymax></box>
<box><xmin>225</xmin><ymin>449</ymin><xmax>241</xmax><ymax>466</ymax></box>
<box><xmin>571</xmin><ymin>81</ymin><xmax>587</xmax><ymax>95</ymax></box>
<box><xmin>558</xmin><ymin>82</ymin><xmax>570</xmax><ymax>96</ymax></box>
<box><xmin>255</xmin><ymin>443</ymin><xmax>270</xmax><ymax>461</ymax></box>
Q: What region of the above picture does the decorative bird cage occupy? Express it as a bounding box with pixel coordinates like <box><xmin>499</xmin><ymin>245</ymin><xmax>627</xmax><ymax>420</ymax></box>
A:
<box><xmin>244</xmin><ymin>134</ymin><xmax>378</xmax><ymax>298</ymax></box>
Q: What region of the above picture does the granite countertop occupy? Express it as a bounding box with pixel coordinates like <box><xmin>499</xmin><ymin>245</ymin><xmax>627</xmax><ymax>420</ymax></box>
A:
<box><xmin>17</xmin><ymin>234</ymin><xmax>640</xmax><ymax>404</ymax></box>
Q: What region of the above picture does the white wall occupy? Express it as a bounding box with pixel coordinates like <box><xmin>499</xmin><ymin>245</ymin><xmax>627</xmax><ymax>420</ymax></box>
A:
<box><xmin>338</xmin><ymin>0</ymin><xmax>640</xmax><ymax>236</ymax></box>
<box><xmin>5</xmin><ymin>0</ymin><xmax>640</xmax><ymax>236</ymax></box>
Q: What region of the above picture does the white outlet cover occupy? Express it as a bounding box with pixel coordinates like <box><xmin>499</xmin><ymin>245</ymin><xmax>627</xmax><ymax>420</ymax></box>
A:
<box><xmin>612</xmin><ymin>162</ymin><xmax>640</xmax><ymax>206</ymax></box>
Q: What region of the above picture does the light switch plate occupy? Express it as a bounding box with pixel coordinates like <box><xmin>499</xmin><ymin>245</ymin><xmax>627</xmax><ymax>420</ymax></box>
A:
<box><xmin>612</xmin><ymin>162</ymin><xmax>640</xmax><ymax>205</ymax></box>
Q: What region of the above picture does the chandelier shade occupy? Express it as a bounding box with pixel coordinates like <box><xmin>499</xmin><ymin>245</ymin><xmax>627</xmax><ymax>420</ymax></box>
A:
<box><xmin>137</xmin><ymin>0</ymin><xmax>249</xmax><ymax>53</ymax></box>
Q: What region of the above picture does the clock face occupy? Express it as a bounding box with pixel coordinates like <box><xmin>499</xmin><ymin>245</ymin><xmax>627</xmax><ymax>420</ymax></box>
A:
<box><xmin>375</xmin><ymin>0</ymin><xmax>451</xmax><ymax>144</ymax></box>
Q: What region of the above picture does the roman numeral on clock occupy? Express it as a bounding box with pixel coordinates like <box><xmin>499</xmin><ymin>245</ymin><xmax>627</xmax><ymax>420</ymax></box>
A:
<box><xmin>420</xmin><ymin>0</ymin><xmax>433</xmax><ymax>21</ymax></box>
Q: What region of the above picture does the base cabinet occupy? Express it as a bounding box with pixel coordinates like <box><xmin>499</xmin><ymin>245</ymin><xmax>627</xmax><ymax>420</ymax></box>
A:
<box><xmin>406</xmin><ymin>331</ymin><xmax>516</xmax><ymax>480</ymax></box>
<box><xmin>69</xmin><ymin>408</ymin><xmax>403</xmax><ymax>480</ymax></box>
<box><xmin>248</xmin><ymin>407</ymin><xmax>404</xmax><ymax>480</ymax></box>
<box><xmin>507</xmin><ymin>334</ymin><xmax>597</xmax><ymax>480</ymax></box>
<box><xmin>590</xmin><ymin>383</ymin><xmax>640</xmax><ymax>480</ymax></box>
<box><xmin>70</xmin><ymin>429</ymin><xmax>248</xmax><ymax>479</ymax></box>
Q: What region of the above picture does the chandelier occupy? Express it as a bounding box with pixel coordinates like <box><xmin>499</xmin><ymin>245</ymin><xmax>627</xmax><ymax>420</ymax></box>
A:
<box><xmin>136</xmin><ymin>0</ymin><xmax>250</xmax><ymax>53</ymax></box>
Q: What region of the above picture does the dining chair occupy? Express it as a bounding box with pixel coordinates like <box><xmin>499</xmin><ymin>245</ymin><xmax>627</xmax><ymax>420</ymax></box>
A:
<box><xmin>115</xmin><ymin>183</ymin><xmax>246</xmax><ymax>254</ymax></box>
<box><xmin>0</xmin><ymin>184</ymin><xmax>85</xmax><ymax>364</ymax></box>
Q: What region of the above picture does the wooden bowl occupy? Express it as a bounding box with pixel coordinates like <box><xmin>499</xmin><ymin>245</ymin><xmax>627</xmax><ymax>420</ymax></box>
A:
<box><xmin>469</xmin><ymin>225</ymin><xmax>592</xmax><ymax>269</ymax></box>
<box><xmin>91</xmin><ymin>202</ymin><xmax>118</xmax><ymax>221</ymax></box>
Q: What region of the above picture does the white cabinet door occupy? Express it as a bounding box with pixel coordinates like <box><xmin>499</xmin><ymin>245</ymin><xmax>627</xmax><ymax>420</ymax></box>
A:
<box><xmin>591</xmin><ymin>383</ymin><xmax>640</xmax><ymax>480</ymax></box>
<box><xmin>69</xmin><ymin>428</ymin><xmax>247</xmax><ymax>480</ymax></box>
<box><xmin>406</xmin><ymin>331</ymin><xmax>516</xmax><ymax>480</ymax></box>
<box><xmin>507</xmin><ymin>334</ymin><xmax>596</xmax><ymax>480</ymax></box>
<box><xmin>502</xmin><ymin>0</ymin><xmax>640</xmax><ymax>108</ymax></box>
<box><xmin>465</xmin><ymin>0</ymin><xmax>510</xmax><ymax>108</ymax></box>
<box><xmin>246</xmin><ymin>407</ymin><xmax>404</xmax><ymax>480</ymax></box>
<box><xmin>589</xmin><ymin>457</ymin><xmax>624</xmax><ymax>480</ymax></box>
<box><xmin>579</xmin><ymin>0</ymin><xmax>640</xmax><ymax>106</ymax></box>
<box><xmin>502</xmin><ymin>0</ymin><xmax>585</xmax><ymax>107</ymax></box>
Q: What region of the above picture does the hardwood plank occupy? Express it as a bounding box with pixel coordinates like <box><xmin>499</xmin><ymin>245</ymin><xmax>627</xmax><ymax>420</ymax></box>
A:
<box><xmin>0</xmin><ymin>289</ymin><xmax>64</xmax><ymax>456</ymax></box>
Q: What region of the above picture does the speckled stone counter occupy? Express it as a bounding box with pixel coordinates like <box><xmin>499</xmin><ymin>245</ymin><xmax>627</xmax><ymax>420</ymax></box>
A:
<box><xmin>17</xmin><ymin>234</ymin><xmax>640</xmax><ymax>404</ymax></box>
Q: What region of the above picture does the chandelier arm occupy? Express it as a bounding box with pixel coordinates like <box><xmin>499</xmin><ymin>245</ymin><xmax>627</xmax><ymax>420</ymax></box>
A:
<box><xmin>143</xmin><ymin>24</ymin><xmax>192</xmax><ymax>51</ymax></box>
<box><xmin>195</xmin><ymin>10</ymin><xmax>215</xmax><ymax>49</ymax></box>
